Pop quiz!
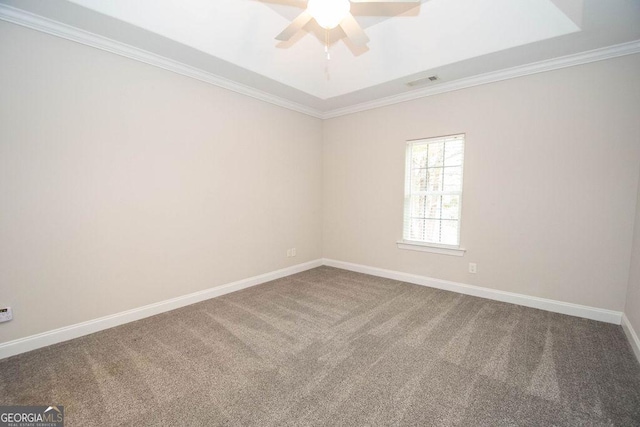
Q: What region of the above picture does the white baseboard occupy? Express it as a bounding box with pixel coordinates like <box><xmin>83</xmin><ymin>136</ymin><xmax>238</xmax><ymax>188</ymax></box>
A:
<box><xmin>0</xmin><ymin>259</ymin><xmax>322</xmax><ymax>360</ymax></box>
<box><xmin>1</xmin><ymin>258</ymin><xmax>628</xmax><ymax>360</ymax></box>
<box><xmin>322</xmin><ymin>259</ymin><xmax>623</xmax><ymax>325</ymax></box>
<box><xmin>622</xmin><ymin>314</ymin><xmax>640</xmax><ymax>364</ymax></box>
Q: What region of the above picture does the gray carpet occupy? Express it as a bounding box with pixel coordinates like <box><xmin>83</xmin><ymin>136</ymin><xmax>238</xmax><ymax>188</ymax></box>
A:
<box><xmin>1</xmin><ymin>266</ymin><xmax>639</xmax><ymax>426</ymax></box>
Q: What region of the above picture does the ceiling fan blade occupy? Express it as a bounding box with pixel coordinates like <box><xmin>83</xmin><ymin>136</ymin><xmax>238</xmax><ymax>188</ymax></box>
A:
<box><xmin>340</xmin><ymin>12</ymin><xmax>370</xmax><ymax>47</ymax></box>
<box><xmin>275</xmin><ymin>11</ymin><xmax>313</xmax><ymax>41</ymax></box>
<box><xmin>350</xmin><ymin>0</ymin><xmax>420</xmax><ymax>2</ymax></box>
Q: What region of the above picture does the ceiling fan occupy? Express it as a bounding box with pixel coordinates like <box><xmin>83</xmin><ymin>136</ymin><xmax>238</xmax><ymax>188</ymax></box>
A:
<box><xmin>276</xmin><ymin>0</ymin><xmax>420</xmax><ymax>48</ymax></box>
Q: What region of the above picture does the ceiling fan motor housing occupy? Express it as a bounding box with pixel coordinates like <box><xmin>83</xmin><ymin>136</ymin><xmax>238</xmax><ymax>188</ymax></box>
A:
<box><xmin>307</xmin><ymin>0</ymin><xmax>351</xmax><ymax>29</ymax></box>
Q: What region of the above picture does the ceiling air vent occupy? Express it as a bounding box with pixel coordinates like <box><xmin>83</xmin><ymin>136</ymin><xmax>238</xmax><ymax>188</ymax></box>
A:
<box><xmin>406</xmin><ymin>75</ymin><xmax>439</xmax><ymax>87</ymax></box>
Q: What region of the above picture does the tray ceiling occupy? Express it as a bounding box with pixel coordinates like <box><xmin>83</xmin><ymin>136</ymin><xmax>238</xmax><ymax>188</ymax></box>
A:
<box><xmin>0</xmin><ymin>0</ymin><xmax>639</xmax><ymax>117</ymax></box>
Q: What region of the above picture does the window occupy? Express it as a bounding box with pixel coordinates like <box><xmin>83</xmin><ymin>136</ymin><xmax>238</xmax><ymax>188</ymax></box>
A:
<box><xmin>400</xmin><ymin>134</ymin><xmax>465</xmax><ymax>255</ymax></box>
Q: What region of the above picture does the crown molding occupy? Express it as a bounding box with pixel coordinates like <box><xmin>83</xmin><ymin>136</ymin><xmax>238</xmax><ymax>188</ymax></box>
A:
<box><xmin>1</xmin><ymin>3</ymin><xmax>639</xmax><ymax>120</ymax></box>
<box><xmin>0</xmin><ymin>3</ymin><xmax>325</xmax><ymax>119</ymax></box>
<box><xmin>322</xmin><ymin>40</ymin><xmax>640</xmax><ymax>119</ymax></box>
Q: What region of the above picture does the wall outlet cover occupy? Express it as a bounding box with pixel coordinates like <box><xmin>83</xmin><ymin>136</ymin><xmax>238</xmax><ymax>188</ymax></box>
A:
<box><xmin>0</xmin><ymin>307</ymin><xmax>13</xmax><ymax>323</ymax></box>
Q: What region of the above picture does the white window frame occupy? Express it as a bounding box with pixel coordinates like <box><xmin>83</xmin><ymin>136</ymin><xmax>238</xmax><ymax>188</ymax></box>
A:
<box><xmin>397</xmin><ymin>134</ymin><xmax>466</xmax><ymax>257</ymax></box>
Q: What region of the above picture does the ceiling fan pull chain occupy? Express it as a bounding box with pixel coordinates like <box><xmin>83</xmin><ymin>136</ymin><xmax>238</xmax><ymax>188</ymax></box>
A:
<box><xmin>325</xmin><ymin>30</ymin><xmax>331</xmax><ymax>61</ymax></box>
<box><xmin>324</xmin><ymin>30</ymin><xmax>331</xmax><ymax>80</ymax></box>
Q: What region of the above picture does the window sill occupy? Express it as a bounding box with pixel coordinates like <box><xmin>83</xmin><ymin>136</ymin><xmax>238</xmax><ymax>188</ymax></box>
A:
<box><xmin>396</xmin><ymin>241</ymin><xmax>466</xmax><ymax>257</ymax></box>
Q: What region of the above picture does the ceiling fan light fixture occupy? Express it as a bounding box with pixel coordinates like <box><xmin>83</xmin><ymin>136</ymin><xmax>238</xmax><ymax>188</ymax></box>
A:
<box><xmin>307</xmin><ymin>0</ymin><xmax>351</xmax><ymax>30</ymax></box>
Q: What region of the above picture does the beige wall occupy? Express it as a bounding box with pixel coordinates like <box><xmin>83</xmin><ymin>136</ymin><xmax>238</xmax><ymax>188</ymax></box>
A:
<box><xmin>323</xmin><ymin>54</ymin><xmax>640</xmax><ymax>312</ymax></box>
<box><xmin>0</xmin><ymin>21</ymin><xmax>323</xmax><ymax>343</ymax></box>
<box><xmin>626</xmin><ymin>166</ymin><xmax>640</xmax><ymax>334</ymax></box>
<box><xmin>2</xmin><ymin>18</ymin><xmax>640</xmax><ymax>347</ymax></box>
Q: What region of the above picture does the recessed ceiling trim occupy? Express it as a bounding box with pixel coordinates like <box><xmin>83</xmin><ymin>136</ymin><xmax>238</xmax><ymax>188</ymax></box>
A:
<box><xmin>1</xmin><ymin>3</ymin><xmax>638</xmax><ymax>121</ymax></box>
<box><xmin>0</xmin><ymin>3</ymin><xmax>325</xmax><ymax>119</ymax></box>
<box><xmin>323</xmin><ymin>40</ymin><xmax>640</xmax><ymax>119</ymax></box>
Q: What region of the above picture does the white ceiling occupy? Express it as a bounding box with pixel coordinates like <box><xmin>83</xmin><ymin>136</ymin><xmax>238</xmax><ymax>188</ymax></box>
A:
<box><xmin>64</xmin><ymin>0</ymin><xmax>580</xmax><ymax>99</ymax></box>
<box><xmin>1</xmin><ymin>0</ymin><xmax>639</xmax><ymax>116</ymax></box>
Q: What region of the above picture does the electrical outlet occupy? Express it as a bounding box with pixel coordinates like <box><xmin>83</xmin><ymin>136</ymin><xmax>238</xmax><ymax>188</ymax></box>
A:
<box><xmin>0</xmin><ymin>307</ymin><xmax>12</xmax><ymax>323</ymax></box>
<box><xmin>286</xmin><ymin>249</ymin><xmax>292</xmax><ymax>257</ymax></box>
<box><xmin>469</xmin><ymin>263</ymin><xmax>477</xmax><ymax>274</ymax></box>
<box><xmin>291</xmin><ymin>248</ymin><xmax>296</xmax><ymax>257</ymax></box>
